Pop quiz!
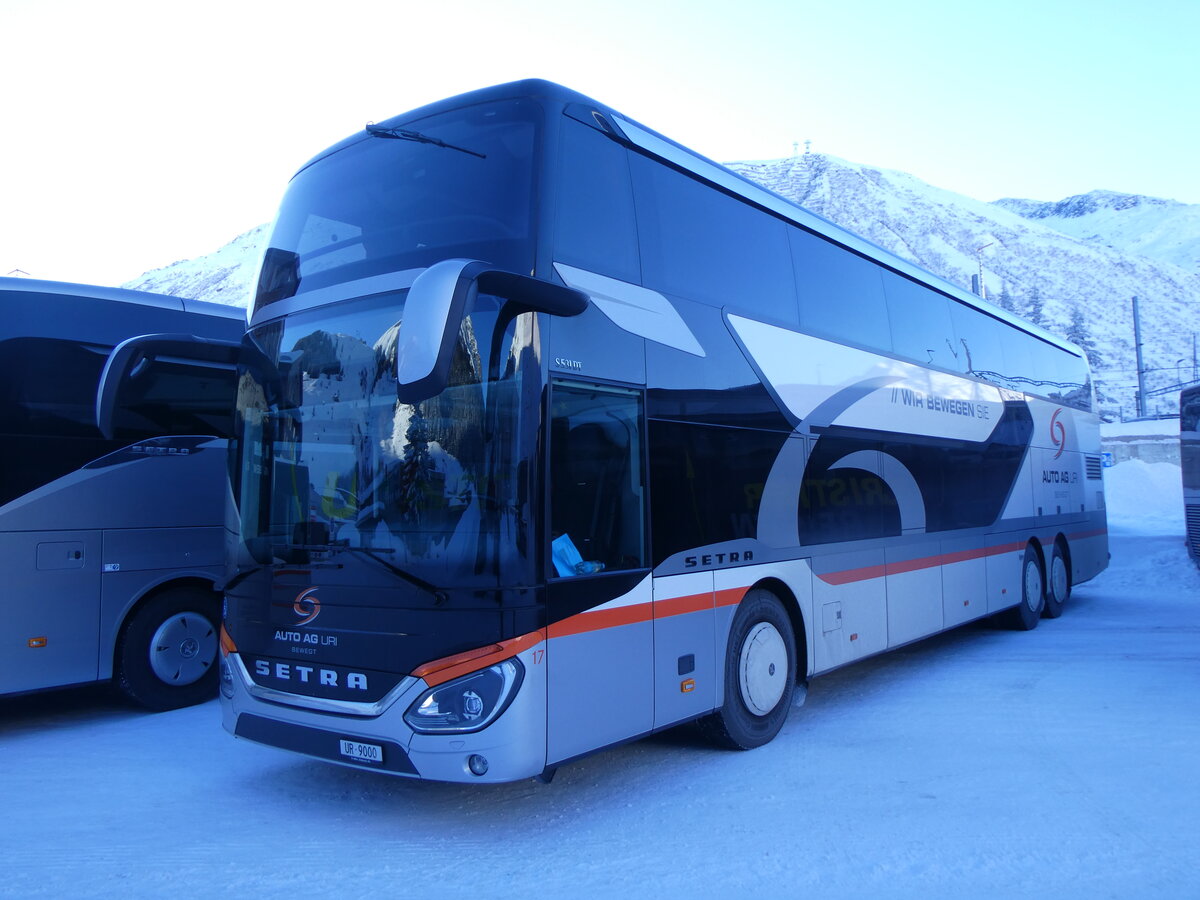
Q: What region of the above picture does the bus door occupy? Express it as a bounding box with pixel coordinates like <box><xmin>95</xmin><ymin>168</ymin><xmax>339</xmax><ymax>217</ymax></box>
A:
<box><xmin>545</xmin><ymin>380</ymin><xmax>653</xmax><ymax>764</ymax></box>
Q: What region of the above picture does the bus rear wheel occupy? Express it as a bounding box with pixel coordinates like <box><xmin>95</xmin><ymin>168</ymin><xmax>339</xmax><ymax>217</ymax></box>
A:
<box><xmin>116</xmin><ymin>586</ymin><xmax>220</xmax><ymax>711</ymax></box>
<box><xmin>1043</xmin><ymin>540</ymin><xmax>1071</xmax><ymax>618</ymax></box>
<box><xmin>699</xmin><ymin>589</ymin><xmax>796</xmax><ymax>750</ymax></box>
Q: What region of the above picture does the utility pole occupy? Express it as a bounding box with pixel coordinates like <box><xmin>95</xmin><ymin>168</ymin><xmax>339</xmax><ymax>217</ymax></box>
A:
<box><xmin>1133</xmin><ymin>296</ymin><xmax>1147</xmax><ymax>418</ymax></box>
<box><xmin>974</xmin><ymin>243</ymin><xmax>994</xmax><ymax>301</ymax></box>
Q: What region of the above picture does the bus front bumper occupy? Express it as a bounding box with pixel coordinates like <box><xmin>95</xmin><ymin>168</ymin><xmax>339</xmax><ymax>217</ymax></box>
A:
<box><xmin>218</xmin><ymin>644</ymin><xmax>548</xmax><ymax>784</ymax></box>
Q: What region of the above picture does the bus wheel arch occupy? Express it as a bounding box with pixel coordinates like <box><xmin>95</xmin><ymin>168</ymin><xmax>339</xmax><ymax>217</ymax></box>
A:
<box><xmin>1043</xmin><ymin>535</ymin><xmax>1072</xmax><ymax>618</ymax></box>
<box><xmin>114</xmin><ymin>579</ymin><xmax>221</xmax><ymax>711</ymax></box>
<box><xmin>754</xmin><ymin>576</ymin><xmax>809</xmax><ymax>684</ymax></box>
<box><xmin>700</xmin><ymin>585</ymin><xmax>798</xmax><ymax>750</ymax></box>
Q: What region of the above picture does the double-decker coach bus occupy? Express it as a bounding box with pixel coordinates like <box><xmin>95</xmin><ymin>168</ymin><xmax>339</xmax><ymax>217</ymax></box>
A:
<box><xmin>169</xmin><ymin>80</ymin><xmax>1104</xmax><ymax>781</ymax></box>
<box><xmin>1182</xmin><ymin>385</ymin><xmax>1200</xmax><ymax>563</ymax></box>
<box><xmin>1</xmin><ymin>278</ymin><xmax>242</xmax><ymax>709</ymax></box>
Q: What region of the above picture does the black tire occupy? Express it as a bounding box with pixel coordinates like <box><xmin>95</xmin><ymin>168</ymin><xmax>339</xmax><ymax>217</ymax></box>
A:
<box><xmin>699</xmin><ymin>589</ymin><xmax>797</xmax><ymax>750</ymax></box>
<box><xmin>115</xmin><ymin>586</ymin><xmax>220</xmax><ymax>711</ymax></box>
<box><xmin>1043</xmin><ymin>540</ymin><xmax>1071</xmax><ymax>619</ymax></box>
<box><xmin>1001</xmin><ymin>544</ymin><xmax>1045</xmax><ymax>631</ymax></box>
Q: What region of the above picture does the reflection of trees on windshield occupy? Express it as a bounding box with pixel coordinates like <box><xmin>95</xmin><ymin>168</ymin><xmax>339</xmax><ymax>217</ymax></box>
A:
<box><xmin>236</xmin><ymin>293</ymin><xmax>537</xmax><ymax>585</ymax></box>
<box><xmin>307</xmin><ymin>317</ymin><xmax>483</xmax><ymax>564</ymax></box>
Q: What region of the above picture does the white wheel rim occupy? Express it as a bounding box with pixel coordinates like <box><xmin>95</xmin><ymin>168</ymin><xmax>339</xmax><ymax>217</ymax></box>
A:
<box><xmin>149</xmin><ymin>613</ymin><xmax>217</xmax><ymax>686</ymax></box>
<box><xmin>738</xmin><ymin>621</ymin><xmax>788</xmax><ymax>716</ymax></box>
<box><xmin>1052</xmin><ymin>555</ymin><xmax>1068</xmax><ymax>604</ymax></box>
<box><xmin>1024</xmin><ymin>558</ymin><xmax>1043</xmax><ymax>611</ymax></box>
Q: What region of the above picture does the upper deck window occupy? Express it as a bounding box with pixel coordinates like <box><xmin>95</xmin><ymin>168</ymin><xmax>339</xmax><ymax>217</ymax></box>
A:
<box><xmin>629</xmin><ymin>153</ymin><xmax>798</xmax><ymax>327</ymax></box>
<box><xmin>255</xmin><ymin>99</ymin><xmax>542</xmax><ymax>313</ymax></box>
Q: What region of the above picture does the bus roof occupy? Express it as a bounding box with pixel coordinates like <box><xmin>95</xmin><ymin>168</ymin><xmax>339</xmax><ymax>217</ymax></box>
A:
<box><xmin>300</xmin><ymin>78</ymin><xmax>1083</xmax><ymax>359</ymax></box>
<box><xmin>0</xmin><ymin>277</ymin><xmax>244</xmax><ymax>321</ymax></box>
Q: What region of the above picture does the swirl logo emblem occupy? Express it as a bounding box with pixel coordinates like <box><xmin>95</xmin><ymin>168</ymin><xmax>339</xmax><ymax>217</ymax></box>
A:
<box><xmin>1050</xmin><ymin>408</ymin><xmax>1066</xmax><ymax>460</ymax></box>
<box><xmin>293</xmin><ymin>587</ymin><xmax>321</xmax><ymax>626</ymax></box>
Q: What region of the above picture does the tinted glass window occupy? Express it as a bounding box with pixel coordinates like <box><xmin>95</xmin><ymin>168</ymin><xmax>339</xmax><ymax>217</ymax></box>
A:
<box><xmin>1183</xmin><ymin>388</ymin><xmax>1200</xmax><ymax>491</ymax></box>
<box><xmin>950</xmin><ymin>302</ymin><xmax>1007</xmax><ymax>385</ymax></box>
<box><xmin>108</xmin><ymin>358</ymin><xmax>237</xmax><ymax>441</ymax></box>
<box><xmin>630</xmin><ymin>154</ymin><xmax>798</xmax><ymax>325</ymax></box>
<box><xmin>238</xmin><ymin>292</ymin><xmax>541</xmax><ymax>586</ymax></box>
<box><xmin>791</xmin><ymin>228</ymin><xmax>890</xmax><ymax>351</ymax></box>
<box><xmin>649</xmin><ymin>420</ymin><xmax>788</xmax><ymax>564</ymax></box>
<box><xmin>1001</xmin><ymin>327</ymin><xmax>1036</xmax><ymax>390</ymax></box>
<box><xmin>1039</xmin><ymin>343</ymin><xmax>1091</xmax><ymax>411</ymax></box>
<box><xmin>550</xmin><ymin>381</ymin><xmax>646</xmax><ymax>575</ymax></box>
<box><xmin>0</xmin><ymin>337</ymin><xmax>109</xmax><ymax>437</ymax></box>
<box><xmin>256</xmin><ymin>99</ymin><xmax>542</xmax><ymax>311</ymax></box>
<box><xmin>1183</xmin><ymin>388</ymin><xmax>1200</xmax><ymax>434</ymax></box>
<box><xmin>882</xmin><ymin>271</ymin><xmax>959</xmax><ymax>371</ymax></box>
<box><xmin>554</xmin><ymin>119</ymin><xmax>640</xmax><ymax>282</ymax></box>
<box><xmin>799</xmin><ymin>440</ymin><xmax>900</xmax><ymax>544</ymax></box>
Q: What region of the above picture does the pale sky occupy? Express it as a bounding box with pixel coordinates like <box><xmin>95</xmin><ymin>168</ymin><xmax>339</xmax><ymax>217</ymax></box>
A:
<box><xmin>2</xmin><ymin>0</ymin><xmax>1196</xmax><ymax>286</ymax></box>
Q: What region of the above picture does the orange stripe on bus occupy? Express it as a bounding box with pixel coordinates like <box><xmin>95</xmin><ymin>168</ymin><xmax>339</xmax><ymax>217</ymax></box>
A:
<box><xmin>548</xmin><ymin>603</ymin><xmax>651</xmax><ymax>638</ymax></box>
<box><xmin>715</xmin><ymin>587</ymin><xmax>746</xmax><ymax>608</ymax></box>
<box><xmin>551</xmin><ymin>586</ymin><xmax>751</xmax><ymax>639</ymax></box>
<box><xmin>654</xmin><ymin>593</ymin><xmax>713</xmax><ymax>618</ymax></box>
<box><xmin>813</xmin><ymin>539</ymin><xmax>1047</xmax><ymax>586</ymax></box>
<box><xmin>412</xmin><ymin>630</ymin><xmax>545</xmax><ymax>688</ymax></box>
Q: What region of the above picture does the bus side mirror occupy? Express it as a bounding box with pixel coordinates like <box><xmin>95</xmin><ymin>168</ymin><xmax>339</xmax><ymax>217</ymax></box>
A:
<box><xmin>396</xmin><ymin>259</ymin><xmax>589</xmax><ymax>404</ymax></box>
<box><xmin>96</xmin><ymin>333</ymin><xmax>243</xmax><ymax>440</ymax></box>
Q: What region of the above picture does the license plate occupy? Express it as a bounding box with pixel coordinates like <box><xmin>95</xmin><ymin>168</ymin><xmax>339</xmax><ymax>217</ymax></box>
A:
<box><xmin>339</xmin><ymin>739</ymin><xmax>383</xmax><ymax>764</ymax></box>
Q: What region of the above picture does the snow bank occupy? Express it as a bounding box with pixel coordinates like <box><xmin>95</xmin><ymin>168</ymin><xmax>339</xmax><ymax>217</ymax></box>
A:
<box><xmin>1104</xmin><ymin>458</ymin><xmax>1184</xmax><ymax>535</ymax></box>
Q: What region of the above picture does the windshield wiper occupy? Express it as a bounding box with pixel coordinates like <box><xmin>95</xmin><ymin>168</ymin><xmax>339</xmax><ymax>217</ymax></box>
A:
<box><xmin>365</xmin><ymin>123</ymin><xmax>486</xmax><ymax>159</ymax></box>
<box><xmin>338</xmin><ymin>544</ymin><xmax>448</xmax><ymax>604</ymax></box>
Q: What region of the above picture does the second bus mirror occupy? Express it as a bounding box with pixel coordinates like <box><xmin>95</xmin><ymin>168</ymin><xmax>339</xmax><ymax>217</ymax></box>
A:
<box><xmin>96</xmin><ymin>333</ymin><xmax>242</xmax><ymax>440</ymax></box>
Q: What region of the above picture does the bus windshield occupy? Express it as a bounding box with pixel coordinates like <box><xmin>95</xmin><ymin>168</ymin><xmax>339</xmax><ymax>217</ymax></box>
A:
<box><xmin>254</xmin><ymin>98</ymin><xmax>542</xmax><ymax>310</ymax></box>
<box><xmin>235</xmin><ymin>292</ymin><xmax>541</xmax><ymax>589</ymax></box>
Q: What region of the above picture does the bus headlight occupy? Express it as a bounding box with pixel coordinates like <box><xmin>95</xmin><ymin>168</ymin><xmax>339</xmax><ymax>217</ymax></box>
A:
<box><xmin>219</xmin><ymin>657</ymin><xmax>235</xmax><ymax>699</ymax></box>
<box><xmin>404</xmin><ymin>658</ymin><xmax>524</xmax><ymax>734</ymax></box>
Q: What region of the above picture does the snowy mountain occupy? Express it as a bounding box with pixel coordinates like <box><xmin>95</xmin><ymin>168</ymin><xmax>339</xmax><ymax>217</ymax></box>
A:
<box><xmin>123</xmin><ymin>224</ymin><xmax>268</xmax><ymax>308</ymax></box>
<box><xmin>993</xmin><ymin>190</ymin><xmax>1200</xmax><ymax>274</ymax></box>
<box><xmin>123</xmin><ymin>155</ymin><xmax>1200</xmax><ymax>420</ymax></box>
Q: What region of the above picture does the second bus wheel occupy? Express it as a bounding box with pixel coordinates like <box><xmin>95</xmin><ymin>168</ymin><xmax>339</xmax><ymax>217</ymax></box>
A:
<box><xmin>1043</xmin><ymin>540</ymin><xmax>1071</xmax><ymax>618</ymax></box>
<box><xmin>699</xmin><ymin>589</ymin><xmax>797</xmax><ymax>751</ymax></box>
<box><xmin>115</xmin><ymin>586</ymin><xmax>220</xmax><ymax>711</ymax></box>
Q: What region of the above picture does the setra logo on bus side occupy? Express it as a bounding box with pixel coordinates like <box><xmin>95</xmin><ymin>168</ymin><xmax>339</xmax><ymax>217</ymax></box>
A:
<box><xmin>684</xmin><ymin>550</ymin><xmax>754</xmax><ymax>569</ymax></box>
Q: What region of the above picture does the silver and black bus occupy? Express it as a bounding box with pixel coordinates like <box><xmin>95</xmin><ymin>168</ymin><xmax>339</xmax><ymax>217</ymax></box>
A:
<box><xmin>1</xmin><ymin>278</ymin><xmax>242</xmax><ymax>709</ymax></box>
<box><xmin>106</xmin><ymin>80</ymin><xmax>1106</xmax><ymax>779</ymax></box>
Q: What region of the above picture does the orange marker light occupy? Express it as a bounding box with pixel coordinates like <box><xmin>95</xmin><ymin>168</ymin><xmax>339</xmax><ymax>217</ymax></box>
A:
<box><xmin>680</xmin><ymin>679</ymin><xmax>695</xmax><ymax>693</ymax></box>
<box><xmin>28</xmin><ymin>637</ymin><xmax>47</xmax><ymax>648</ymax></box>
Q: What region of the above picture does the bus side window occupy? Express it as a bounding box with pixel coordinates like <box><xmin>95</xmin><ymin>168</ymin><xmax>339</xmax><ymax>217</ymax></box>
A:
<box><xmin>550</xmin><ymin>381</ymin><xmax>646</xmax><ymax>576</ymax></box>
<box><xmin>554</xmin><ymin>117</ymin><xmax>640</xmax><ymax>284</ymax></box>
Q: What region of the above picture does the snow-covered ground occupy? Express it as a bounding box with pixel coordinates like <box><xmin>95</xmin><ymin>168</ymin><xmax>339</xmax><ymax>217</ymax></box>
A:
<box><xmin>2</xmin><ymin>460</ymin><xmax>1197</xmax><ymax>898</ymax></box>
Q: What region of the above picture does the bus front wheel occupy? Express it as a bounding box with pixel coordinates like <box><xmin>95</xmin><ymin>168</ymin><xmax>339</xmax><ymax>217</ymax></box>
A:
<box><xmin>115</xmin><ymin>586</ymin><xmax>220</xmax><ymax>711</ymax></box>
<box><xmin>700</xmin><ymin>589</ymin><xmax>797</xmax><ymax>750</ymax></box>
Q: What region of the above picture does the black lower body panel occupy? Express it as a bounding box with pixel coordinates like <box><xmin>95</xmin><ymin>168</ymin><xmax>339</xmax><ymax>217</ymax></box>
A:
<box><xmin>234</xmin><ymin>713</ymin><xmax>418</xmax><ymax>775</ymax></box>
